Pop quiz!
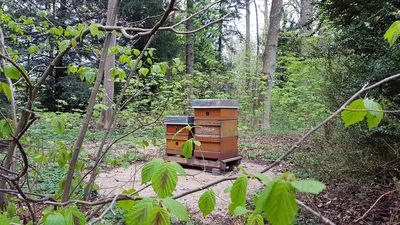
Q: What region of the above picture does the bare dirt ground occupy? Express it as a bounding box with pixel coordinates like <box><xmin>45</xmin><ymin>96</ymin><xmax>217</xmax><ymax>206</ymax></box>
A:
<box><xmin>95</xmin><ymin>159</ymin><xmax>280</xmax><ymax>224</ymax></box>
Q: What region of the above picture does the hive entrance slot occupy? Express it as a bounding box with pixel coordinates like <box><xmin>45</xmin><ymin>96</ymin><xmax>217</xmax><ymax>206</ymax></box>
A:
<box><xmin>175</xmin><ymin>141</ymin><xmax>179</xmax><ymax>146</ymax></box>
<box><xmin>205</xmin><ymin>111</ymin><xmax>210</xmax><ymax>116</ymax></box>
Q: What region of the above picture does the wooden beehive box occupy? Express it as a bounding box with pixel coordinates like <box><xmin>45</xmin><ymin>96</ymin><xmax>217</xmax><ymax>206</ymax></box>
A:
<box><xmin>192</xmin><ymin>99</ymin><xmax>239</xmax><ymax>160</ymax></box>
<box><xmin>165</xmin><ymin>116</ymin><xmax>194</xmax><ymax>156</ymax></box>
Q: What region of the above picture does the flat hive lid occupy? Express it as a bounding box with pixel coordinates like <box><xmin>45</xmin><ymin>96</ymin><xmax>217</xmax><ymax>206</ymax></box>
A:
<box><xmin>164</xmin><ymin>116</ymin><xmax>194</xmax><ymax>125</ymax></box>
<box><xmin>191</xmin><ymin>99</ymin><xmax>239</xmax><ymax>108</ymax></box>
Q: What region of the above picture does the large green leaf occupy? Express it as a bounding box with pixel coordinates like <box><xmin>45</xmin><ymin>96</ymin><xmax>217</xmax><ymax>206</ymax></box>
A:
<box><xmin>125</xmin><ymin>198</ymin><xmax>156</xmax><ymax>225</ymax></box>
<box><xmin>151</xmin><ymin>163</ymin><xmax>178</xmax><ymax>198</ymax></box>
<box><xmin>141</xmin><ymin>159</ymin><xmax>164</xmax><ymax>184</ymax></box>
<box><xmin>264</xmin><ymin>180</ymin><xmax>298</xmax><ymax>225</ymax></box>
<box><xmin>44</xmin><ymin>212</ymin><xmax>65</xmax><ymax>225</ymax></box>
<box><xmin>229</xmin><ymin>176</ymin><xmax>248</xmax><ymax>213</ymax></box>
<box><xmin>64</xmin><ymin>205</ymin><xmax>86</xmax><ymax>225</ymax></box>
<box><xmin>162</xmin><ymin>198</ymin><xmax>189</xmax><ymax>221</ymax></box>
<box><xmin>254</xmin><ymin>172</ymin><xmax>271</xmax><ymax>185</ymax></box>
<box><xmin>168</xmin><ymin>161</ymin><xmax>186</xmax><ymax>176</ymax></box>
<box><xmin>147</xmin><ymin>207</ymin><xmax>170</xmax><ymax>225</ymax></box>
<box><xmin>384</xmin><ymin>20</ymin><xmax>400</xmax><ymax>47</ymax></box>
<box><xmin>254</xmin><ymin>180</ymin><xmax>276</xmax><ymax>214</ymax></box>
<box><xmin>182</xmin><ymin>139</ymin><xmax>193</xmax><ymax>159</ymax></box>
<box><xmin>117</xmin><ymin>189</ymin><xmax>138</xmax><ymax>211</ymax></box>
<box><xmin>52</xmin><ymin>117</ymin><xmax>65</xmax><ymax>135</ymax></box>
<box><xmin>291</xmin><ymin>179</ymin><xmax>326</xmax><ymax>194</ymax></box>
<box><xmin>0</xmin><ymin>82</ymin><xmax>11</xmax><ymax>101</ymax></box>
<box><xmin>366</xmin><ymin>102</ymin><xmax>383</xmax><ymax>129</ymax></box>
<box><xmin>198</xmin><ymin>189</ymin><xmax>216</xmax><ymax>217</ymax></box>
<box><xmin>246</xmin><ymin>213</ymin><xmax>264</xmax><ymax>225</ymax></box>
<box><xmin>341</xmin><ymin>99</ymin><xmax>367</xmax><ymax>127</ymax></box>
<box><xmin>4</xmin><ymin>63</ymin><xmax>22</xmax><ymax>80</ymax></box>
<box><xmin>233</xmin><ymin>206</ymin><xmax>250</xmax><ymax>216</ymax></box>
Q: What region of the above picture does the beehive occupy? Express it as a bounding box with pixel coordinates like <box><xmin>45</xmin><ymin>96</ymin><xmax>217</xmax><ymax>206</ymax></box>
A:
<box><xmin>191</xmin><ymin>99</ymin><xmax>239</xmax><ymax>160</ymax></box>
<box><xmin>165</xmin><ymin>116</ymin><xmax>194</xmax><ymax>156</ymax></box>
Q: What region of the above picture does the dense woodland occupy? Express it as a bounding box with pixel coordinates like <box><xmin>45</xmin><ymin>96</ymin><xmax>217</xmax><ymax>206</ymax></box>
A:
<box><xmin>0</xmin><ymin>0</ymin><xmax>399</xmax><ymax>224</ymax></box>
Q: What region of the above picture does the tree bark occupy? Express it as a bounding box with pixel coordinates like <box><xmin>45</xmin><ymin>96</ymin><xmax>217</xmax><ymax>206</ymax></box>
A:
<box><xmin>261</xmin><ymin>0</ymin><xmax>283</xmax><ymax>132</ymax></box>
<box><xmin>100</xmin><ymin>0</ymin><xmax>118</xmax><ymax>129</ymax></box>
<box><xmin>186</xmin><ymin>0</ymin><xmax>194</xmax><ymax>110</ymax></box>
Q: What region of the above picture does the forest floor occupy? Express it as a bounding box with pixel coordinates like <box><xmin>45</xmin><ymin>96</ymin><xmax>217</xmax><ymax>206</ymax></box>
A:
<box><xmin>89</xmin><ymin>135</ymin><xmax>399</xmax><ymax>225</ymax></box>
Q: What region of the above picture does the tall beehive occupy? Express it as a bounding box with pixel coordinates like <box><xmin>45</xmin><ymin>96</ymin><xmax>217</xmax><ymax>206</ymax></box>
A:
<box><xmin>191</xmin><ymin>99</ymin><xmax>239</xmax><ymax>160</ymax></box>
<box><xmin>165</xmin><ymin>116</ymin><xmax>194</xmax><ymax>156</ymax></box>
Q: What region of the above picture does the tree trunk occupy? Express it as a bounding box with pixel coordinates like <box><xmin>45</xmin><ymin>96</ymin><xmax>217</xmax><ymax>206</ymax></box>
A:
<box><xmin>62</xmin><ymin>0</ymin><xmax>120</xmax><ymax>202</ymax></box>
<box><xmin>245</xmin><ymin>0</ymin><xmax>251</xmax><ymax>87</ymax></box>
<box><xmin>299</xmin><ymin>0</ymin><xmax>312</xmax><ymax>33</ymax></box>
<box><xmin>261</xmin><ymin>0</ymin><xmax>283</xmax><ymax>132</ymax></box>
<box><xmin>100</xmin><ymin>0</ymin><xmax>118</xmax><ymax>129</ymax></box>
<box><xmin>186</xmin><ymin>0</ymin><xmax>194</xmax><ymax>111</ymax></box>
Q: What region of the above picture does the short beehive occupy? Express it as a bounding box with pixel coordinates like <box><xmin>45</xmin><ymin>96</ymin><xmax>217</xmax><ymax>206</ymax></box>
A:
<box><xmin>164</xmin><ymin>116</ymin><xmax>194</xmax><ymax>156</ymax></box>
<box><xmin>191</xmin><ymin>99</ymin><xmax>239</xmax><ymax>160</ymax></box>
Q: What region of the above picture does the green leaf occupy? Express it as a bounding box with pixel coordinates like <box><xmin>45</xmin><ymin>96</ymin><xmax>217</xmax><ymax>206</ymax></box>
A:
<box><xmin>152</xmin><ymin>65</ymin><xmax>161</xmax><ymax>73</ymax></box>
<box><xmin>233</xmin><ymin>206</ymin><xmax>250</xmax><ymax>216</ymax></box>
<box><xmin>151</xmin><ymin>163</ymin><xmax>178</xmax><ymax>198</ymax></box>
<box><xmin>52</xmin><ymin>116</ymin><xmax>65</xmax><ymax>135</ymax></box>
<box><xmin>341</xmin><ymin>99</ymin><xmax>367</xmax><ymax>127</ymax></box>
<box><xmin>384</xmin><ymin>21</ymin><xmax>400</xmax><ymax>47</ymax></box>
<box><xmin>139</xmin><ymin>68</ymin><xmax>149</xmax><ymax>76</ymax></box>
<box><xmin>147</xmin><ymin>207</ymin><xmax>170</xmax><ymax>225</ymax></box>
<box><xmin>198</xmin><ymin>189</ymin><xmax>216</xmax><ymax>217</ymax></box>
<box><xmin>58</xmin><ymin>40</ymin><xmax>70</xmax><ymax>52</ymax></box>
<box><xmin>4</xmin><ymin>63</ymin><xmax>22</xmax><ymax>80</ymax></box>
<box><xmin>0</xmin><ymin>82</ymin><xmax>12</xmax><ymax>101</ymax></box>
<box><xmin>125</xmin><ymin>198</ymin><xmax>156</xmax><ymax>225</ymax></box>
<box><xmin>141</xmin><ymin>159</ymin><xmax>164</xmax><ymax>184</ymax></box>
<box><xmin>291</xmin><ymin>179</ymin><xmax>326</xmax><ymax>194</ymax></box>
<box><xmin>64</xmin><ymin>205</ymin><xmax>86</xmax><ymax>225</ymax></box>
<box><xmin>117</xmin><ymin>189</ymin><xmax>138</xmax><ymax>211</ymax></box>
<box><xmin>89</xmin><ymin>23</ymin><xmax>102</xmax><ymax>38</ymax></box>
<box><xmin>182</xmin><ymin>139</ymin><xmax>193</xmax><ymax>159</ymax></box>
<box><xmin>162</xmin><ymin>198</ymin><xmax>189</xmax><ymax>221</ymax></box>
<box><xmin>167</xmin><ymin>161</ymin><xmax>186</xmax><ymax>176</ymax></box>
<box><xmin>193</xmin><ymin>140</ymin><xmax>201</xmax><ymax>146</ymax></box>
<box><xmin>365</xmin><ymin>100</ymin><xmax>384</xmax><ymax>129</ymax></box>
<box><xmin>363</xmin><ymin>99</ymin><xmax>379</xmax><ymax>116</ymax></box>
<box><xmin>44</xmin><ymin>212</ymin><xmax>65</xmax><ymax>225</ymax></box>
<box><xmin>254</xmin><ymin>172</ymin><xmax>271</xmax><ymax>185</ymax></box>
<box><xmin>366</xmin><ymin>110</ymin><xmax>383</xmax><ymax>129</ymax></box>
<box><xmin>246</xmin><ymin>213</ymin><xmax>264</xmax><ymax>225</ymax></box>
<box><xmin>264</xmin><ymin>180</ymin><xmax>297</xmax><ymax>225</ymax></box>
<box><xmin>133</xmin><ymin>49</ymin><xmax>140</xmax><ymax>56</ymax></box>
<box><xmin>229</xmin><ymin>176</ymin><xmax>248</xmax><ymax>213</ymax></box>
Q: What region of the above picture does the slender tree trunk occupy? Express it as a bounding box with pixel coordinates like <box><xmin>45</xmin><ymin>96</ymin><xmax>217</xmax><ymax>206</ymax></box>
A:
<box><xmin>264</xmin><ymin>0</ymin><xmax>270</xmax><ymax>40</ymax></box>
<box><xmin>100</xmin><ymin>0</ymin><xmax>118</xmax><ymax>129</ymax></box>
<box><xmin>62</xmin><ymin>0</ymin><xmax>120</xmax><ymax>202</ymax></box>
<box><xmin>186</xmin><ymin>0</ymin><xmax>194</xmax><ymax>110</ymax></box>
<box><xmin>261</xmin><ymin>0</ymin><xmax>283</xmax><ymax>132</ymax></box>
<box><xmin>299</xmin><ymin>0</ymin><xmax>312</xmax><ymax>33</ymax></box>
<box><xmin>245</xmin><ymin>0</ymin><xmax>251</xmax><ymax>84</ymax></box>
<box><xmin>253</xmin><ymin>0</ymin><xmax>261</xmax><ymax>127</ymax></box>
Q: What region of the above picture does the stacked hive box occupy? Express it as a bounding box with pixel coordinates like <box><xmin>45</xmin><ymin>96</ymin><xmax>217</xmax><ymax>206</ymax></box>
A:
<box><xmin>192</xmin><ymin>99</ymin><xmax>239</xmax><ymax>160</ymax></box>
<box><xmin>165</xmin><ymin>116</ymin><xmax>194</xmax><ymax>156</ymax></box>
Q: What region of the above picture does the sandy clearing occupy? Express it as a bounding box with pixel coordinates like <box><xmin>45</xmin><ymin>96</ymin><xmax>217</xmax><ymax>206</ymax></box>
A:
<box><xmin>95</xmin><ymin>160</ymin><xmax>277</xmax><ymax>224</ymax></box>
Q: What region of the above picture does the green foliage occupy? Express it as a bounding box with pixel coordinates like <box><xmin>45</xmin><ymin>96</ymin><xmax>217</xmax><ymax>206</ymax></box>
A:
<box><xmin>341</xmin><ymin>98</ymin><xmax>384</xmax><ymax>129</ymax></box>
<box><xmin>290</xmin><ymin>179</ymin><xmax>326</xmax><ymax>194</ymax></box>
<box><xmin>125</xmin><ymin>198</ymin><xmax>157</xmax><ymax>225</ymax></box>
<box><xmin>198</xmin><ymin>189</ymin><xmax>216</xmax><ymax>217</ymax></box>
<box><xmin>141</xmin><ymin>159</ymin><xmax>164</xmax><ymax>184</ymax></box>
<box><xmin>162</xmin><ymin>198</ymin><xmax>189</xmax><ymax>221</ymax></box>
<box><xmin>151</xmin><ymin>163</ymin><xmax>178</xmax><ymax>198</ymax></box>
<box><xmin>3</xmin><ymin>63</ymin><xmax>22</xmax><ymax>80</ymax></box>
<box><xmin>384</xmin><ymin>20</ymin><xmax>400</xmax><ymax>47</ymax></box>
<box><xmin>229</xmin><ymin>175</ymin><xmax>248</xmax><ymax>213</ymax></box>
<box><xmin>181</xmin><ymin>139</ymin><xmax>193</xmax><ymax>159</ymax></box>
<box><xmin>0</xmin><ymin>82</ymin><xmax>11</xmax><ymax>100</ymax></box>
<box><xmin>117</xmin><ymin>189</ymin><xmax>137</xmax><ymax>211</ymax></box>
<box><xmin>41</xmin><ymin>205</ymin><xmax>86</xmax><ymax>225</ymax></box>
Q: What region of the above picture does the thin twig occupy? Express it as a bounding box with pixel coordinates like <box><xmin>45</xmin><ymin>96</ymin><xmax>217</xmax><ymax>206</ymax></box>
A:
<box><xmin>354</xmin><ymin>189</ymin><xmax>397</xmax><ymax>223</ymax></box>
